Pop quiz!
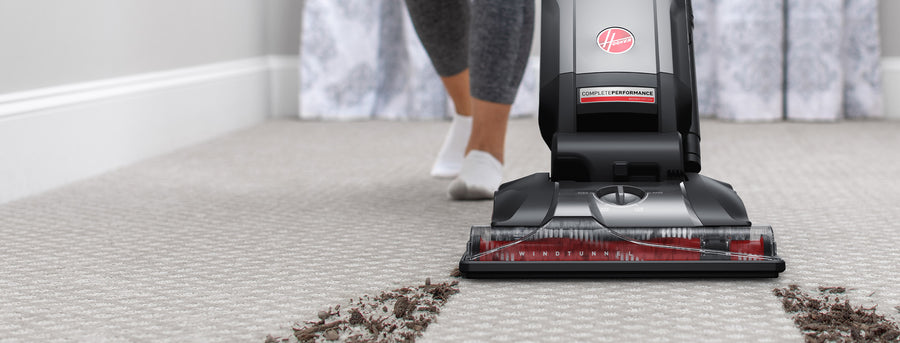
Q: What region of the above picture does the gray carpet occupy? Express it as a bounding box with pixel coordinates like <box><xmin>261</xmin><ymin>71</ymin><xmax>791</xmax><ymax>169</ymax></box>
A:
<box><xmin>2</xmin><ymin>118</ymin><xmax>899</xmax><ymax>342</ymax></box>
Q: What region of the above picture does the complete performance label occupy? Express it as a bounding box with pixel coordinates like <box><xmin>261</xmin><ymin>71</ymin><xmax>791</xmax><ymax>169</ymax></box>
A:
<box><xmin>579</xmin><ymin>87</ymin><xmax>656</xmax><ymax>104</ymax></box>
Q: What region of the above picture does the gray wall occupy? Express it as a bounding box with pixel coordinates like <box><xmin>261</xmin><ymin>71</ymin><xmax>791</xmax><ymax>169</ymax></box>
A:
<box><xmin>265</xmin><ymin>0</ymin><xmax>304</xmax><ymax>55</ymax></box>
<box><xmin>880</xmin><ymin>0</ymin><xmax>900</xmax><ymax>57</ymax></box>
<box><xmin>0</xmin><ymin>0</ymin><xmax>273</xmax><ymax>94</ymax></box>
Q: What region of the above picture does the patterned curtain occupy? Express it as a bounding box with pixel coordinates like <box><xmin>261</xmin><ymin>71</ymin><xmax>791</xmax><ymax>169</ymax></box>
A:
<box><xmin>299</xmin><ymin>0</ymin><xmax>539</xmax><ymax>120</ymax></box>
<box><xmin>693</xmin><ymin>0</ymin><xmax>883</xmax><ymax>121</ymax></box>
<box><xmin>299</xmin><ymin>0</ymin><xmax>882</xmax><ymax>122</ymax></box>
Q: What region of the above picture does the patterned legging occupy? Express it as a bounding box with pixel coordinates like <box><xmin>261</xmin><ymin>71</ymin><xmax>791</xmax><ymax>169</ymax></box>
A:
<box><xmin>405</xmin><ymin>0</ymin><xmax>535</xmax><ymax>105</ymax></box>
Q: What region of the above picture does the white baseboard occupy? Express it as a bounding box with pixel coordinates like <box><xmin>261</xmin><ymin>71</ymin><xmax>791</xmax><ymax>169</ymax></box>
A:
<box><xmin>0</xmin><ymin>56</ymin><xmax>299</xmax><ymax>204</ymax></box>
<box><xmin>883</xmin><ymin>57</ymin><xmax>900</xmax><ymax>120</ymax></box>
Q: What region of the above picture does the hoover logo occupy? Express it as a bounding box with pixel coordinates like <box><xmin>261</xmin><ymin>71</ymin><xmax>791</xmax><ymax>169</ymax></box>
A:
<box><xmin>597</xmin><ymin>27</ymin><xmax>634</xmax><ymax>54</ymax></box>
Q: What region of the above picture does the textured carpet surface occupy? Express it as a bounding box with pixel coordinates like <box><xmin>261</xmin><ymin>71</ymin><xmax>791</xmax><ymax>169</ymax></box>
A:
<box><xmin>2</xmin><ymin>118</ymin><xmax>899</xmax><ymax>342</ymax></box>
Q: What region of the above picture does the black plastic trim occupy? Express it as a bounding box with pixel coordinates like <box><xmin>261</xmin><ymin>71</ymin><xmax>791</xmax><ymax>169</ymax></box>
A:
<box><xmin>574</xmin><ymin>72</ymin><xmax>658</xmax><ymax>88</ymax></box>
<box><xmin>459</xmin><ymin>258</ymin><xmax>786</xmax><ymax>278</ymax></box>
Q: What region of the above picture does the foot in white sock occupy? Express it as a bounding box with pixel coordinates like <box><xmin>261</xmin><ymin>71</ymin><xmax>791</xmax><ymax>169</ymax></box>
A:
<box><xmin>431</xmin><ymin>113</ymin><xmax>472</xmax><ymax>178</ymax></box>
<box><xmin>447</xmin><ymin>150</ymin><xmax>503</xmax><ymax>200</ymax></box>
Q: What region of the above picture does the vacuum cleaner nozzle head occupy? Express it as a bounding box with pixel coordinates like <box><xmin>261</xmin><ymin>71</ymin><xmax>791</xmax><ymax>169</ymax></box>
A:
<box><xmin>460</xmin><ymin>218</ymin><xmax>784</xmax><ymax>278</ymax></box>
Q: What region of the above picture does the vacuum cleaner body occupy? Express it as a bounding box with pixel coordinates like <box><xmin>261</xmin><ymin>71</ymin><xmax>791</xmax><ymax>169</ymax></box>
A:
<box><xmin>459</xmin><ymin>0</ymin><xmax>785</xmax><ymax>277</ymax></box>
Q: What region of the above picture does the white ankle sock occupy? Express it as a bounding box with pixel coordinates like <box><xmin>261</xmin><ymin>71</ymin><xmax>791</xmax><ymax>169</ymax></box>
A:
<box><xmin>447</xmin><ymin>150</ymin><xmax>503</xmax><ymax>200</ymax></box>
<box><xmin>431</xmin><ymin>113</ymin><xmax>473</xmax><ymax>178</ymax></box>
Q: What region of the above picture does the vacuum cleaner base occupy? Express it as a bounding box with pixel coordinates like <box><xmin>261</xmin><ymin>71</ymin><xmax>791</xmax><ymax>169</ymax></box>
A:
<box><xmin>459</xmin><ymin>217</ymin><xmax>786</xmax><ymax>278</ymax></box>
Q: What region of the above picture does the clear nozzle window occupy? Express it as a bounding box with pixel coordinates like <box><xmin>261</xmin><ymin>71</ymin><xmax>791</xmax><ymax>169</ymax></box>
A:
<box><xmin>465</xmin><ymin>218</ymin><xmax>777</xmax><ymax>262</ymax></box>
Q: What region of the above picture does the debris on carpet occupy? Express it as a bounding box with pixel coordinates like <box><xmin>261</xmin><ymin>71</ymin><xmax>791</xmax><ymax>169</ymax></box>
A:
<box><xmin>267</xmin><ymin>278</ymin><xmax>460</xmax><ymax>343</ymax></box>
<box><xmin>773</xmin><ymin>285</ymin><xmax>900</xmax><ymax>342</ymax></box>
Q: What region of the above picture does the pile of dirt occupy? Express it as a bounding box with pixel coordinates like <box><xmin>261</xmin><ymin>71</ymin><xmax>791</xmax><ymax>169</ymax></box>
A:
<box><xmin>773</xmin><ymin>285</ymin><xmax>900</xmax><ymax>342</ymax></box>
<box><xmin>266</xmin><ymin>278</ymin><xmax>459</xmax><ymax>343</ymax></box>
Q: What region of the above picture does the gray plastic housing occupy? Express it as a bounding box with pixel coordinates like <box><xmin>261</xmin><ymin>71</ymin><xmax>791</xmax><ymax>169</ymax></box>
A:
<box><xmin>491</xmin><ymin>173</ymin><xmax>751</xmax><ymax>228</ymax></box>
<box><xmin>539</xmin><ymin>0</ymin><xmax>702</xmax><ymax>179</ymax></box>
<box><xmin>500</xmin><ymin>0</ymin><xmax>745</xmax><ymax>229</ymax></box>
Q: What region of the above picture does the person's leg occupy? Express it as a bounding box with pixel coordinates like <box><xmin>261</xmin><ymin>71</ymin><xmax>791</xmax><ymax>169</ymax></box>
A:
<box><xmin>405</xmin><ymin>0</ymin><xmax>471</xmax><ymax>115</ymax></box>
<box><xmin>467</xmin><ymin>0</ymin><xmax>535</xmax><ymax>163</ymax></box>
<box><xmin>405</xmin><ymin>0</ymin><xmax>473</xmax><ymax>178</ymax></box>
<box><xmin>439</xmin><ymin>70</ymin><xmax>471</xmax><ymax>117</ymax></box>
<box><xmin>449</xmin><ymin>0</ymin><xmax>535</xmax><ymax>200</ymax></box>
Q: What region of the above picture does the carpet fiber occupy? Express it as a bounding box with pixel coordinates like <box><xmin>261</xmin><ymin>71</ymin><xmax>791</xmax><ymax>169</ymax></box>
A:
<box><xmin>2</xmin><ymin>118</ymin><xmax>899</xmax><ymax>342</ymax></box>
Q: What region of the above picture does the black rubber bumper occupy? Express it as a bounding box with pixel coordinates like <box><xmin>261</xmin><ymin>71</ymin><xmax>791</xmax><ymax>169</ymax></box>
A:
<box><xmin>459</xmin><ymin>257</ymin><xmax>786</xmax><ymax>278</ymax></box>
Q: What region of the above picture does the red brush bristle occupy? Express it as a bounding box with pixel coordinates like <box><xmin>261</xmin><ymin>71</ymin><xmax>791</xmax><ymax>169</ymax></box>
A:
<box><xmin>477</xmin><ymin>237</ymin><xmax>766</xmax><ymax>262</ymax></box>
<box><xmin>729</xmin><ymin>237</ymin><xmax>766</xmax><ymax>261</ymax></box>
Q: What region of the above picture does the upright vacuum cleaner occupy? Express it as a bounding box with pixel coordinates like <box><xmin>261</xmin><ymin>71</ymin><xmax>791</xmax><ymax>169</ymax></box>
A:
<box><xmin>459</xmin><ymin>0</ymin><xmax>785</xmax><ymax>277</ymax></box>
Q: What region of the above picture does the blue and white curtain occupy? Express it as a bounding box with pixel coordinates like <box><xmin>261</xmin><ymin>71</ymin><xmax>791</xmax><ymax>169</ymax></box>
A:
<box><xmin>300</xmin><ymin>0</ymin><xmax>882</xmax><ymax>122</ymax></box>
<box><xmin>693</xmin><ymin>0</ymin><xmax>883</xmax><ymax>121</ymax></box>
<box><xmin>298</xmin><ymin>0</ymin><xmax>538</xmax><ymax>120</ymax></box>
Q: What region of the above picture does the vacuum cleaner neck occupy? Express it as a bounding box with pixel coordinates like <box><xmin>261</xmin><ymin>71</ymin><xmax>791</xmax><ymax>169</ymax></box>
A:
<box><xmin>539</xmin><ymin>0</ymin><xmax>701</xmax><ymax>182</ymax></box>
